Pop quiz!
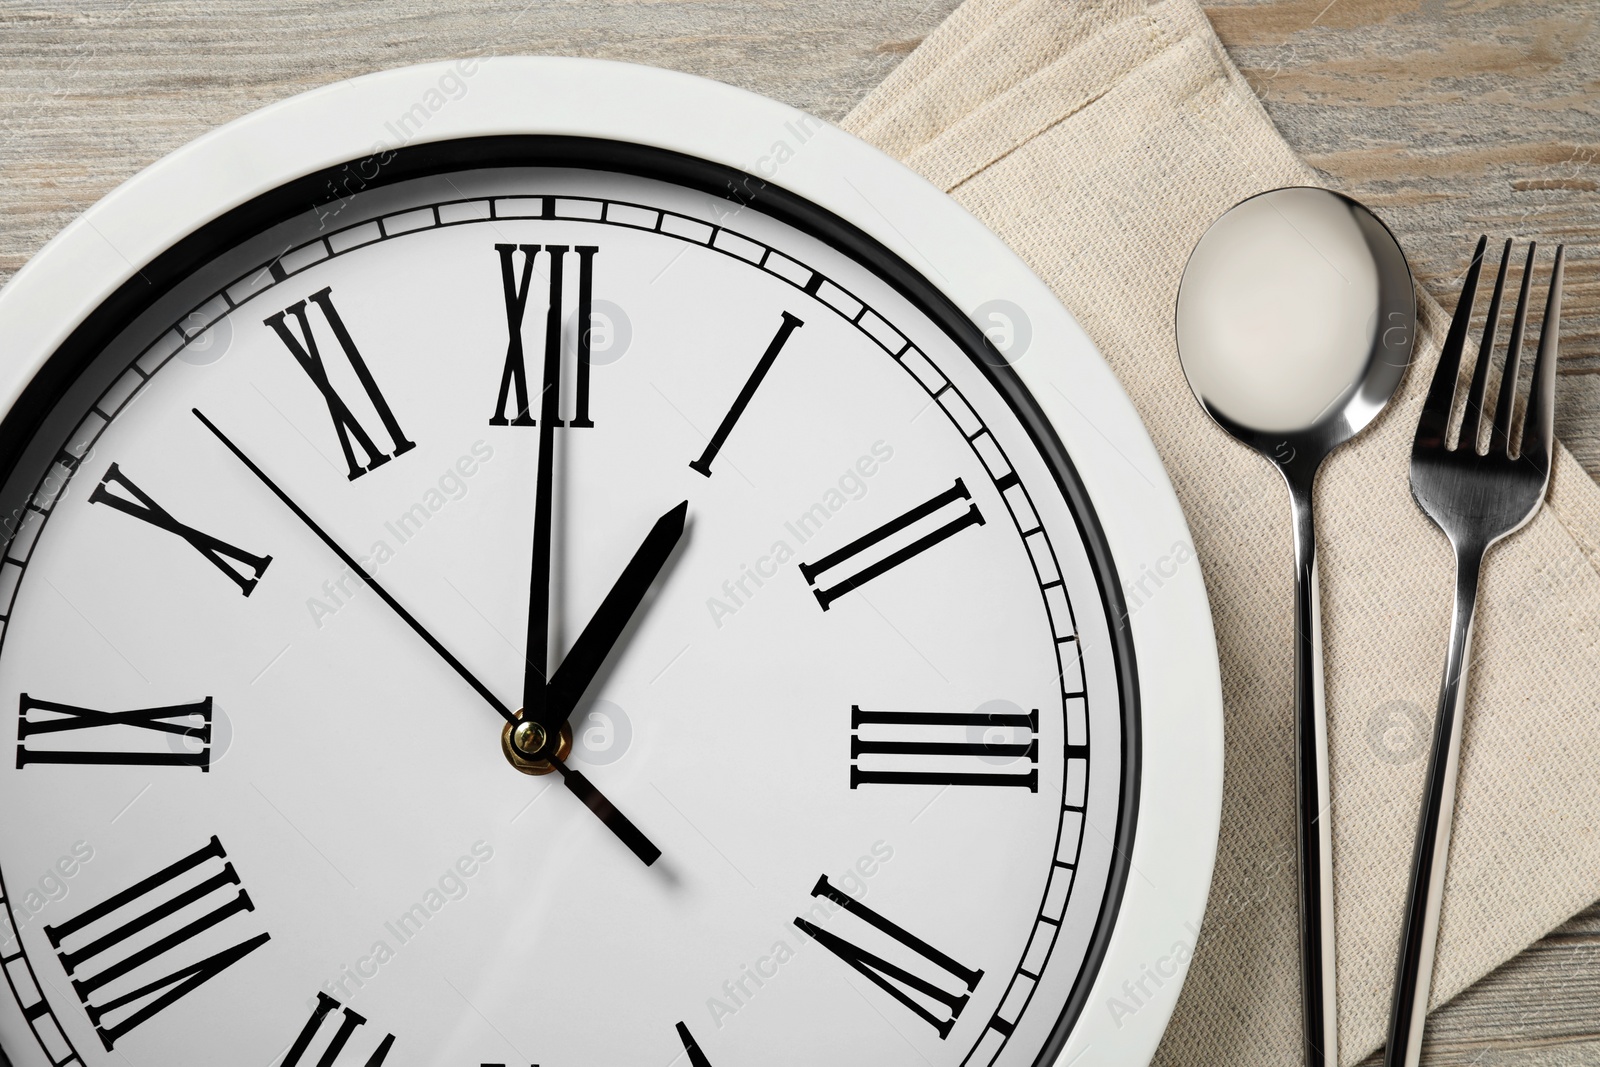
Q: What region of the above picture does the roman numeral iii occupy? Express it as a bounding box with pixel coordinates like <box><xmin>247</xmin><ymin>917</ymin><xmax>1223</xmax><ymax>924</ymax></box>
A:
<box><xmin>90</xmin><ymin>463</ymin><xmax>271</xmax><ymax>596</ymax></box>
<box><xmin>794</xmin><ymin>874</ymin><xmax>983</xmax><ymax>1038</ymax></box>
<box><xmin>283</xmin><ymin>992</ymin><xmax>395</xmax><ymax>1066</ymax></box>
<box><xmin>489</xmin><ymin>243</ymin><xmax>598</xmax><ymax>428</ymax></box>
<box><xmin>16</xmin><ymin>693</ymin><xmax>212</xmax><ymax>771</ymax></box>
<box><xmin>42</xmin><ymin>835</ymin><xmax>269</xmax><ymax>1051</ymax></box>
<box><xmin>266</xmin><ymin>287</ymin><xmax>416</xmax><ymax>480</ymax></box>
<box><xmin>851</xmin><ymin>704</ymin><xmax>1039</xmax><ymax>791</ymax></box>
<box><xmin>798</xmin><ymin>478</ymin><xmax>984</xmax><ymax>610</ymax></box>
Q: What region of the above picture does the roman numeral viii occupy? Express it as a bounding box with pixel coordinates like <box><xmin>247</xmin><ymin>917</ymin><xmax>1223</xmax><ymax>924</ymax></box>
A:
<box><xmin>283</xmin><ymin>992</ymin><xmax>395</xmax><ymax>1066</ymax></box>
<box><xmin>799</xmin><ymin>478</ymin><xmax>984</xmax><ymax>610</ymax></box>
<box><xmin>42</xmin><ymin>835</ymin><xmax>269</xmax><ymax>1051</ymax></box>
<box><xmin>266</xmin><ymin>287</ymin><xmax>416</xmax><ymax>480</ymax></box>
<box><xmin>794</xmin><ymin>875</ymin><xmax>983</xmax><ymax>1038</ymax></box>
<box><xmin>490</xmin><ymin>243</ymin><xmax>598</xmax><ymax>428</ymax></box>
<box><xmin>17</xmin><ymin>693</ymin><xmax>212</xmax><ymax>771</ymax></box>
<box><xmin>91</xmin><ymin>463</ymin><xmax>271</xmax><ymax>596</ymax></box>
<box><xmin>851</xmin><ymin>704</ymin><xmax>1038</xmax><ymax>791</ymax></box>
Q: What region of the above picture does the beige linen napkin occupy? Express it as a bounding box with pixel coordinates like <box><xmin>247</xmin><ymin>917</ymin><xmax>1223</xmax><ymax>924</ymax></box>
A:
<box><xmin>842</xmin><ymin>1</ymin><xmax>1600</xmax><ymax>1063</ymax></box>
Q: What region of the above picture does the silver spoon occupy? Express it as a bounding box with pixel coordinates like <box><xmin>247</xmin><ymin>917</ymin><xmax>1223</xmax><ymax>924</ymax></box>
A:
<box><xmin>1175</xmin><ymin>186</ymin><xmax>1415</xmax><ymax>1067</ymax></box>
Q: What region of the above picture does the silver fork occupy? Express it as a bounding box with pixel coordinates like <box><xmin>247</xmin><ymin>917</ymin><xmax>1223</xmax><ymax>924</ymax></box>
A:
<box><xmin>1386</xmin><ymin>236</ymin><xmax>1564</xmax><ymax>1067</ymax></box>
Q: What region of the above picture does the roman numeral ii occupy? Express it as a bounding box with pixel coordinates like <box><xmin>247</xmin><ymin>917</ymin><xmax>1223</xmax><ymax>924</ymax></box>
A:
<box><xmin>16</xmin><ymin>693</ymin><xmax>212</xmax><ymax>771</ymax></box>
<box><xmin>799</xmin><ymin>478</ymin><xmax>984</xmax><ymax>610</ymax></box>
<box><xmin>794</xmin><ymin>874</ymin><xmax>983</xmax><ymax>1038</ymax></box>
<box><xmin>489</xmin><ymin>243</ymin><xmax>598</xmax><ymax>428</ymax></box>
<box><xmin>266</xmin><ymin>287</ymin><xmax>416</xmax><ymax>480</ymax></box>
<box><xmin>42</xmin><ymin>835</ymin><xmax>269</xmax><ymax>1050</ymax></box>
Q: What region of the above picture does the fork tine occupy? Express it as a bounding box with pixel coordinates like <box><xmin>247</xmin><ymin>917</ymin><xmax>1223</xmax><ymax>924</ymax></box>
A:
<box><xmin>1492</xmin><ymin>242</ymin><xmax>1536</xmax><ymax>453</ymax></box>
<box><xmin>1463</xmin><ymin>239</ymin><xmax>1511</xmax><ymax>452</ymax></box>
<box><xmin>1417</xmin><ymin>235</ymin><xmax>1487</xmax><ymax>449</ymax></box>
<box><xmin>1520</xmin><ymin>244</ymin><xmax>1564</xmax><ymax>467</ymax></box>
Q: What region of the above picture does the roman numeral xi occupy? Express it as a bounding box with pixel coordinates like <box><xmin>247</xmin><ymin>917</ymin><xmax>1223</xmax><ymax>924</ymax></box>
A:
<box><xmin>42</xmin><ymin>835</ymin><xmax>269</xmax><ymax>1051</ymax></box>
<box><xmin>795</xmin><ymin>875</ymin><xmax>983</xmax><ymax>1038</ymax></box>
<box><xmin>266</xmin><ymin>287</ymin><xmax>416</xmax><ymax>480</ymax></box>
<box><xmin>490</xmin><ymin>243</ymin><xmax>597</xmax><ymax>428</ymax></box>
<box><xmin>90</xmin><ymin>463</ymin><xmax>271</xmax><ymax>596</ymax></box>
<box><xmin>17</xmin><ymin>693</ymin><xmax>212</xmax><ymax>771</ymax></box>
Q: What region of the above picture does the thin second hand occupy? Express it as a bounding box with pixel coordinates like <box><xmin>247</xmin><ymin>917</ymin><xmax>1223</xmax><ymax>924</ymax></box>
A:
<box><xmin>195</xmin><ymin>408</ymin><xmax>660</xmax><ymax>865</ymax></box>
<box><xmin>192</xmin><ymin>407</ymin><xmax>517</xmax><ymax>724</ymax></box>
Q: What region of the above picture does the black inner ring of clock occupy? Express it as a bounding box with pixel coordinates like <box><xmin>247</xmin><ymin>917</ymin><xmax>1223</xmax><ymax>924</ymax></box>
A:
<box><xmin>0</xmin><ymin>135</ymin><xmax>1141</xmax><ymax>1066</ymax></box>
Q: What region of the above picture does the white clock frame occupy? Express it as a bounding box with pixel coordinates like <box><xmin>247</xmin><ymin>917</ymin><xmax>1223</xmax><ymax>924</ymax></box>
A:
<box><xmin>0</xmin><ymin>57</ymin><xmax>1224</xmax><ymax>1067</ymax></box>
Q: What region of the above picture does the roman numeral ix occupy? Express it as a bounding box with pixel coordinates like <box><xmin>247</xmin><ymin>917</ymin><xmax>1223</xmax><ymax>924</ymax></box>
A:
<box><xmin>489</xmin><ymin>243</ymin><xmax>598</xmax><ymax>428</ymax></box>
<box><xmin>42</xmin><ymin>835</ymin><xmax>269</xmax><ymax>1051</ymax></box>
<box><xmin>794</xmin><ymin>874</ymin><xmax>983</xmax><ymax>1038</ymax></box>
<box><xmin>799</xmin><ymin>478</ymin><xmax>984</xmax><ymax>610</ymax></box>
<box><xmin>17</xmin><ymin>693</ymin><xmax>212</xmax><ymax>771</ymax></box>
<box><xmin>266</xmin><ymin>287</ymin><xmax>416</xmax><ymax>480</ymax></box>
<box><xmin>851</xmin><ymin>704</ymin><xmax>1038</xmax><ymax>791</ymax></box>
<box><xmin>90</xmin><ymin>463</ymin><xmax>271</xmax><ymax>596</ymax></box>
<box><xmin>283</xmin><ymin>992</ymin><xmax>395</xmax><ymax>1066</ymax></box>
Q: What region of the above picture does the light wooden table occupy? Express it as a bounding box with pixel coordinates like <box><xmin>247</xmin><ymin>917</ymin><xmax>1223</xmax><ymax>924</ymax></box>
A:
<box><xmin>0</xmin><ymin>1</ymin><xmax>1595</xmax><ymax>1063</ymax></box>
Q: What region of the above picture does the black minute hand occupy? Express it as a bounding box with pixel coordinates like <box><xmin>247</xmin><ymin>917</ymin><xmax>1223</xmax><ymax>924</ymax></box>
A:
<box><xmin>194</xmin><ymin>408</ymin><xmax>662</xmax><ymax>866</ymax></box>
<box><xmin>521</xmin><ymin>308</ymin><xmax>561</xmax><ymax>724</ymax></box>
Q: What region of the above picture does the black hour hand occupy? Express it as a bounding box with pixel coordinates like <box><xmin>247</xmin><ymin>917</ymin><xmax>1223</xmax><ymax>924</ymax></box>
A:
<box><xmin>539</xmin><ymin>500</ymin><xmax>687</xmax><ymax>732</ymax></box>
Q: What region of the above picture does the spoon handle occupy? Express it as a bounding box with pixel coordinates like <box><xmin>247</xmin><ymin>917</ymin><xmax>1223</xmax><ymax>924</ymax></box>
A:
<box><xmin>1385</xmin><ymin>546</ymin><xmax>1484</xmax><ymax>1067</ymax></box>
<box><xmin>1289</xmin><ymin>480</ymin><xmax>1338</xmax><ymax>1067</ymax></box>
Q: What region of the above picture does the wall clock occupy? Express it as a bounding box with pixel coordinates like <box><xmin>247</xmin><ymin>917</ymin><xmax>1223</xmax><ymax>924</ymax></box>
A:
<box><xmin>0</xmin><ymin>58</ymin><xmax>1222</xmax><ymax>1067</ymax></box>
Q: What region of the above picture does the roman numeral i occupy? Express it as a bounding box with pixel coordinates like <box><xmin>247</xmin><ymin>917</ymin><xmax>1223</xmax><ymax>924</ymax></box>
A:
<box><xmin>266</xmin><ymin>287</ymin><xmax>416</xmax><ymax>480</ymax></box>
<box><xmin>490</xmin><ymin>243</ymin><xmax>597</xmax><ymax>428</ymax></box>
<box><xmin>43</xmin><ymin>835</ymin><xmax>269</xmax><ymax>1051</ymax></box>
<box><xmin>689</xmin><ymin>311</ymin><xmax>803</xmax><ymax>477</ymax></box>
<box><xmin>794</xmin><ymin>874</ymin><xmax>983</xmax><ymax>1038</ymax></box>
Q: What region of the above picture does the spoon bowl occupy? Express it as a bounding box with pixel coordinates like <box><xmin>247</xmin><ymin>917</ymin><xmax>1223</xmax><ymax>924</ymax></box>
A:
<box><xmin>1174</xmin><ymin>185</ymin><xmax>1414</xmax><ymax>1067</ymax></box>
<box><xmin>1177</xmin><ymin>186</ymin><xmax>1413</xmax><ymax>474</ymax></box>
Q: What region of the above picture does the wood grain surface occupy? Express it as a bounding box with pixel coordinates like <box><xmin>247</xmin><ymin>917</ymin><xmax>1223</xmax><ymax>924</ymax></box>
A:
<box><xmin>1207</xmin><ymin>0</ymin><xmax>1600</xmax><ymax>512</ymax></box>
<box><xmin>0</xmin><ymin>1</ymin><xmax>1596</xmax><ymax>1063</ymax></box>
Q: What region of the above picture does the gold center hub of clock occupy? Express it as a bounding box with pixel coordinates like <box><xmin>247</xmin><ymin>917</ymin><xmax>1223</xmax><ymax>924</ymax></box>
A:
<box><xmin>502</xmin><ymin>712</ymin><xmax>572</xmax><ymax>775</ymax></box>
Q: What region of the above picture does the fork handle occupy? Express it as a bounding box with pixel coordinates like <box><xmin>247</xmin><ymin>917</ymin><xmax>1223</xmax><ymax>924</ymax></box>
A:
<box><xmin>1385</xmin><ymin>545</ymin><xmax>1484</xmax><ymax>1067</ymax></box>
<box><xmin>1289</xmin><ymin>478</ymin><xmax>1338</xmax><ymax>1067</ymax></box>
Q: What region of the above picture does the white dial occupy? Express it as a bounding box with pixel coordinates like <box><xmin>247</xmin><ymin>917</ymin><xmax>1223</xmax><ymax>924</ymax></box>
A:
<box><xmin>0</xmin><ymin>147</ymin><xmax>1134</xmax><ymax>1067</ymax></box>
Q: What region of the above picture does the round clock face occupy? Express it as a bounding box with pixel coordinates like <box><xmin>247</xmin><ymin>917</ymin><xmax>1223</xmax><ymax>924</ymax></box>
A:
<box><xmin>0</xmin><ymin>142</ymin><xmax>1134</xmax><ymax>1067</ymax></box>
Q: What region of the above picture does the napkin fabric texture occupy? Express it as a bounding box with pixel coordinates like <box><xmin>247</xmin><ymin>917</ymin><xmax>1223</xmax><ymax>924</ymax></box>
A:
<box><xmin>842</xmin><ymin>1</ymin><xmax>1600</xmax><ymax>1063</ymax></box>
